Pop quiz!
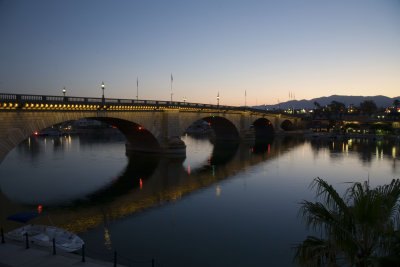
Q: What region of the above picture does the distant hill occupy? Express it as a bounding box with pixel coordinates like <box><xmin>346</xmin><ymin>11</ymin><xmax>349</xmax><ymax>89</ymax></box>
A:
<box><xmin>254</xmin><ymin>95</ymin><xmax>400</xmax><ymax>110</ymax></box>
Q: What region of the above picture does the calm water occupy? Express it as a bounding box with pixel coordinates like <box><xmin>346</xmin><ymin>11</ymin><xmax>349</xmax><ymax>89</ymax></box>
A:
<box><xmin>0</xmin><ymin>132</ymin><xmax>399</xmax><ymax>266</ymax></box>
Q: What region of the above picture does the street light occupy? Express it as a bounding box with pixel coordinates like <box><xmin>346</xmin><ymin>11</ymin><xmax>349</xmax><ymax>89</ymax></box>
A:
<box><xmin>101</xmin><ymin>82</ymin><xmax>105</xmax><ymax>104</ymax></box>
<box><xmin>183</xmin><ymin>96</ymin><xmax>187</xmax><ymax>105</ymax></box>
<box><xmin>62</xmin><ymin>87</ymin><xmax>66</xmax><ymax>97</ymax></box>
<box><xmin>217</xmin><ymin>92</ymin><xmax>220</xmax><ymax>108</ymax></box>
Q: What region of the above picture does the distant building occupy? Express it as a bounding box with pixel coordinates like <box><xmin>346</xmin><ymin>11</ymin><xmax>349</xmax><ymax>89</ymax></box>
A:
<box><xmin>74</xmin><ymin>118</ymin><xmax>104</xmax><ymax>128</ymax></box>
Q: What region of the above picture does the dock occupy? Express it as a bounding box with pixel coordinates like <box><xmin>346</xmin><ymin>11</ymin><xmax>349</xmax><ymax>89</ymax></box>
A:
<box><xmin>0</xmin><ymin>241</ymin><xmax>126</xmax><ymax>267</ymax></box>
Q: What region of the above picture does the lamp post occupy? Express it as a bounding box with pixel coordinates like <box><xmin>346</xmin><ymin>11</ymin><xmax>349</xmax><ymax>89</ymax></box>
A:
<box><xmin>101</xmin><ymin>82</ymin><xmax>105</xmax><ymax>105</ymax></box>
<box><xmin>62</xmin><ymin>87</ymin><xmax>66</xmax><ymax>97</ymax></box>
<box><xmin>217</xmin><ymin>92</ymin><xmax>220</xmax><ymax>109</ymax></box>
<box><xmin>183</xmin><ymin>96</ymin><xmax>187</xmax><ymax>105</ymax></box>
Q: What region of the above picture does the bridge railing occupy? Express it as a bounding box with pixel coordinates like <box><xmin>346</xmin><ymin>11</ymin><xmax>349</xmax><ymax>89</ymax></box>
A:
<box><xmin>0</xmin><ymin>92</ymin><xmax>279</xmax><ymax>115</ymax></box>
<box><xmin>0</xmin><ymin>93</ymin><xmax>18</xmax><ymax>100</ymax></box>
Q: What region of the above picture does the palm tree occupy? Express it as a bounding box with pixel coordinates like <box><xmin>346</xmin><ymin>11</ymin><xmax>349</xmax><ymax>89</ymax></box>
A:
<box><xmin>393</xmin><ymin>99</ymin><xmax>399</xmax><ymax>110</ymax></box>
<box><xmin>293</xmin><ymin>178</ymin><xmax>400</xmax><ymax>266</ymax></box>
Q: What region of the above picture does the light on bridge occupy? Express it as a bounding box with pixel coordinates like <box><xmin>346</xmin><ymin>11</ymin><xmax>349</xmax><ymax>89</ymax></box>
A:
<box><xmin>0</xmin><ymin>103</ymin><xmax>18</xmax><ymax>109</ymax></box>
<box><xmin>101</xmin><ymin>82</ymin><xmax>105</xmax><ymax>105</ymax></box>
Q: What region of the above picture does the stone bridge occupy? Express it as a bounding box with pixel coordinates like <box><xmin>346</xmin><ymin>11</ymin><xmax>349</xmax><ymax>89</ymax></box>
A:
<box><xmin>0</xmin><ymin>93</ymin><xmax>302</xmax><ymax>162</ymax></box>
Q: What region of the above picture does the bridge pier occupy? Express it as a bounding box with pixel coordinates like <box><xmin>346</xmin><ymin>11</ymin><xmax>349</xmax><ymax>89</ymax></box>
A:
<box><xmin>240</xmin><ymin>129</ymin><xmax>256</xmax><ymax>142</ymax></box>
<box><xmin>161</xmin><ymin>137</ymin><xmax>186</xmax><ymax>157</ymax></box>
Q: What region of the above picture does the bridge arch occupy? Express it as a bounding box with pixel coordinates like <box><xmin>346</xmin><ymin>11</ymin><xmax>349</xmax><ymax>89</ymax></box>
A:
<box><xmin>0</xmin><ymin>112</ymin><xmax>166</xmax><ymax>164</ymax></box>
<box><xmin>203</xmin><ymin>116</ymin><xmax>240</xmax><ymax>141</ymax></box>
<box><xmin>252</xmin><ymin>118</ymin><xmax>274</xmax><ymax>137</ymax></box>
<box><xmin>280</xmin><ymin>119</ymin><xmax>294</xmax><ymax>131</ymax></box>
<box><xmin>181</xmin><ymin>116</ymin><xmax>240</xmax><ymax>142</ymax></box>
<box><xmin>94</xmin><ymin>117</ymin><xmax>161</xmax><ymax>153</ymax></box>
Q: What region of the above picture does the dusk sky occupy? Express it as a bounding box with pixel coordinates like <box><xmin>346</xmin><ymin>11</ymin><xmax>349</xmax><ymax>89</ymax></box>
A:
<box><xmin>0</xmin><ymin>0</ymin><xmax>399</xmax><ymax>106</ymax></box>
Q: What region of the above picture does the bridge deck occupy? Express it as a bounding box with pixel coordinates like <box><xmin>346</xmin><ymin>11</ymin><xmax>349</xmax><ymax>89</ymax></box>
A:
<box><xmin>0</xmin><ymin>92</ymin><xmax>286</xmax><ymax>115</ymax></box>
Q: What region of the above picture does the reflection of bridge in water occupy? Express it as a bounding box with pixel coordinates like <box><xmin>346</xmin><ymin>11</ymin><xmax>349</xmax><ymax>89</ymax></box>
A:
<box><xmin>0</xmin><ymin>93</ymin><xmax>302</xmax><ymax>162</ymax></box>
<box><xmin>1</xmin><ymin>136</ymin><xmax>397</xmax><ymax>234</ymax></box>
<box><xmin>0</xmin><ymin>136</ymin><xmax>304</xmax><ymax>233</ymax></box>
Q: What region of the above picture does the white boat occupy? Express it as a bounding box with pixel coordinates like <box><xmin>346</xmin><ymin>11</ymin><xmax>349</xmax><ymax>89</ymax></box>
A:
<box><xmin>6</xmin><ymin>224</ymin><xmax>84</xmax><ymax>252</ymax></box>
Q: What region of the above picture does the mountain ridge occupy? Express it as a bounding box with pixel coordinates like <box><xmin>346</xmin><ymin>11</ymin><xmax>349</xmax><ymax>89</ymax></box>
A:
<box><xmin>255</xmin><ymin>95</ymin><xmax>400</xmax><ymax>110</ymax></box>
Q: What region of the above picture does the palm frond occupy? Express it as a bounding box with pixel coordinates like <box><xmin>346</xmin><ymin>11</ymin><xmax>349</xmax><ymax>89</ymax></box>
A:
<box><xmin>310</xmin><ymin>177</ymin><xmax>349</xmax><ymax>214</ymax></box>
<box><xmin>293</xmin><ymin>236</ymin><xmax>340</xmax><ymax>266</ymax></box>
<box><xmin>294</xmin><ymin>178</ymin><xmax>400</xmax><ymax>266</ymax></box>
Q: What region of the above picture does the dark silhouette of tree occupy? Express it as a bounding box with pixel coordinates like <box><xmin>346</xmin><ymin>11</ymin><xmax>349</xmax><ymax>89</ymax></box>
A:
<box><xmin>325</xmin><ymin>101</ymin><xmax>346</xmax><ymax>120</ymax></box>
<box><xmin>393</xmin><ymin>99</ymin><xmax>400</xmax><ymax>109</ymax></box>
<box><xmin>328</xmin><ymin>101</ymin><xmax>345</xmax><ymax>113</ymax></box>
<box><xmin>293</xmin><ymin>178</ymin><xmax>400</xmax><ymax>266</ymax></box>
<box><xmin>313</xmin><ymin>101</ymin><xmax>322</xmax><ymax>118</ymax></box>
<box><xmin>359</xmin><ymin>100</ymin><xmax>377</xmax><ymax>115</ymax></box>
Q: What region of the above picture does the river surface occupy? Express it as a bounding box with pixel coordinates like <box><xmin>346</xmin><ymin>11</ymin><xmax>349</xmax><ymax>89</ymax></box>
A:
<box><xmin>0</xmin><ymin>131</ymin><xmax>399</xmax><ymax>266</ymax></box>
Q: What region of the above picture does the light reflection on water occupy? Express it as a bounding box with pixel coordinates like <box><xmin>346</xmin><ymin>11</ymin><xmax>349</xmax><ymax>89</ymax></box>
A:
<box><xmin>0</xmin><ymin>133</ymin><xmax>399</xmax><ymax>266</ymax></box>
<box><xmin>0</xmin><ymin>133</ymin><xmax>128</xmax><ymax>205</ymax></box>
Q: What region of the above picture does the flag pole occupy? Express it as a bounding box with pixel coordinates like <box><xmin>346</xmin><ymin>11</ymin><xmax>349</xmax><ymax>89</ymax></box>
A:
<box><xmin>245</xmin><ymin>90</ymin><xmax>247</xmax><ymax>107</ymax></box>
<box><xmin>170</xmin><ymin>73</ymin><xmax>173</xmax><ymax>102</ymax></box>
<box><xmin>136</xmin><ymin>77</ymin><xmax>138</xmax><ymax>100</ymax></box>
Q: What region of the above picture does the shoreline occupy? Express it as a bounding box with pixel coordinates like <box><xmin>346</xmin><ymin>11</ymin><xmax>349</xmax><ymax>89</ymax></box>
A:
<box><xmin>0</xmin><ymin>239</ymin><xmax>126</xmax><ymax>267</ymax></box>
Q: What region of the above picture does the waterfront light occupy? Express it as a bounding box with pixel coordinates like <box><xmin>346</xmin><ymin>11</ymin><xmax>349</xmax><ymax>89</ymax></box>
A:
<box><xmin>62</xmin><ymin>87</ymin><xmax>66</xmax><ymax>96</ymax></box>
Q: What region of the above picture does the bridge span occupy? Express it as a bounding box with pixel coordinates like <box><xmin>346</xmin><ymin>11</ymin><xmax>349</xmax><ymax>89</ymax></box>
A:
<box><xmin>0</xmin><ymin>93</ymin><xmax>301</xmax><ymax>162</ymax></box>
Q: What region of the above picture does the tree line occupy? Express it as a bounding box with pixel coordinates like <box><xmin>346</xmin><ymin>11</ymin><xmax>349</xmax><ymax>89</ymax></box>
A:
<box><xmin>313</xmin><ymin>99</ymin><xmax>399</xmax><ymax>117</ymax></box>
